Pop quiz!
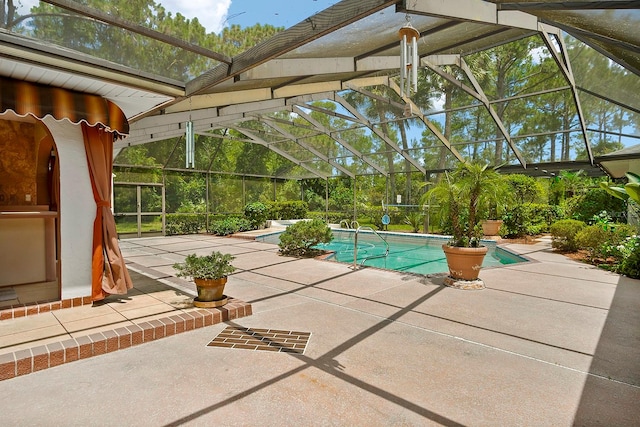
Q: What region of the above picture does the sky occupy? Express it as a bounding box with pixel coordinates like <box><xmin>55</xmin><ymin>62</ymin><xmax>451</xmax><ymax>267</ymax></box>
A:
<box><xmin>17</xmin><ymin>0</ymin><xmax>338</xmax><ymax>34</ymax></box>
<box><xmin>162</xmin><ymin>0</ymin><xmax>338</xmax><ymax>33</ymax></box>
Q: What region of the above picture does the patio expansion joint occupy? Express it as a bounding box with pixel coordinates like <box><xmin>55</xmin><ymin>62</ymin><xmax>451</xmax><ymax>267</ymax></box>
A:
<box><xmin>350</xmin><ymin>304</ymin><xmax>640</xmax><ymax>389</ymax></box>
<box><xmin>0</xmin><ymin>297</ymin><xmax>252</xmax><ymax>382</ymax></box>
<box><xmin>485</xmin><ymin>286</ymin><xmax>611</xmax><ymax>311</ymax></box>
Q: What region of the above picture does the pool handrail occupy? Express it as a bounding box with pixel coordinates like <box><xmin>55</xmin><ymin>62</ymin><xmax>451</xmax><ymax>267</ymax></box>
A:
<box><xmin>353</xmin><ymin>226</ymin><xmax>389</xmax><ymax>269</ymax></box>
<box><xmin>340</xmin><ymin>219</ymin><xmax>360</xmax><ymax>229</ymax></box>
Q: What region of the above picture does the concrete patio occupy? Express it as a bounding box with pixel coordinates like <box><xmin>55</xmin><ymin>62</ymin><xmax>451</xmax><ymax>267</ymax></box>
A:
<box><xmin>0</xmin><ymin>233</ymin><xmax>638</xmax><ymax>426</ymax></box>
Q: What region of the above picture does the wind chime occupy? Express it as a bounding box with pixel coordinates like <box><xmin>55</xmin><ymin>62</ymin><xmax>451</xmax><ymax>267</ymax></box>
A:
<box><xmin>398</xmin><ymin>20</ymin><xmax>420</xmax><ymax>100</ymax></box>
<box><xmin>185</xmin><ymin>120</ymin><xmax>195</xmax><ymax>168</ymax></box>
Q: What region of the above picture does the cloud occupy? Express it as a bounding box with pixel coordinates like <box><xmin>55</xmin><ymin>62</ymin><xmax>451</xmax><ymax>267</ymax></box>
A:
<box><xmin>161</xmin><ymin>0</ymin><xmax>231</xmax><ymax>33</ymax></box>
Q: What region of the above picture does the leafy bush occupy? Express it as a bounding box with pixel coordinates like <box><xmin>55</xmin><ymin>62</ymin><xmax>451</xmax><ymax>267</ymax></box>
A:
<box><xmin>243</xmin><ymin>202</ymin><xmax>269</xmax><ymax>229</ymax></box>
<box><xmin>208</xmin><ymin>217</ymin><xmax>252</xmax><ymax>236</ymax></box>
<box><xmin>576</xmin><ymin>225</ymin><xmax>615</xmax><ymax>261</ymax></box>
<box><xmin>278</xmin><ymin>219</ymin><xmax>333</xmax><ymax>257</ymax></box>
<box><xmin>618</xmin><ymin>235</ymin><xmax>640</xmax><ymax>279</ymax></box>
<box><xmin>166</xmin><ymin>214</ymin><xmax>205</xmax><ymax>235</ymax></box>
<box><xmin>565</xmin><ymin>189</ymin><xmax>627</xmax><ymax>223</ymax></box>
<box><xmin>505</xmin><ymin>174</ymin><xmax>545</xmax><ymax>204</ymax></box>
<box><xmin>308</xmin><ymin>211</ymin><xmax>345</xmax><ymax>224</ymax></box>
<box><xmin>173</xmin><ymin>251</ymin><xmax>236</xmax><ymax>280</ymax></box>
<box><xmin>267</xmin><ymin>201</ymin><xmax>308</xmax><ymax>220</ymax></box>
<box><xmin>550</xmin><ymin>219</ymin><xmax>586</xmax><ymax>251</ymax></box>
<box><xmin>502</xmin><ymin>204</ymin><xmax>558</xmax><ymax>238</ymax></box>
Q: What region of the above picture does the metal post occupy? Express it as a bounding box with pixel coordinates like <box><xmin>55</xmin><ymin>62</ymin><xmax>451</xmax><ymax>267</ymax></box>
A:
<box><xmin>242</xmin><ymin>176</ymin><xmax>246</xmax><ymax>207</ymax></box>
<box><xmin>162</xmin><ymin>171</ymin><xmax>166</xmax><ymax>236</ymax></box>
<box><xmin>205</xmin><ymin>171</ymin><xmax>210</xmax><ymax>233</ymax></box>
<box><xmin>353</xmin><ymin>177</ymin><xmax>357</xmax><ymax>222</ymax></box>
<box><xmin>161</xmin><ymin>184</ymin><xmax>166</xmax><ymax>236</ymax></box>
<box><xmin>325</xmin><ymin>179</ymin><xmax>329</xmax><ymax>222</ymax></box>
<box><xmin>136</xmin><ymin>185</ymin><xmax>142</xmax><ymax>238</ymax></box>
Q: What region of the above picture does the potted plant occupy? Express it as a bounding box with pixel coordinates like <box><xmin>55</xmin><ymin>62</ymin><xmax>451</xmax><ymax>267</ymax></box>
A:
<box><xmin>423</xmin><ymin>162</ymin><xmax>504</xmax><ymax>282</ymax></box>
<box><xmin>173</xmin><ymin>251</ymin><xmax>236</xmax><ymax>307</ymax></box>
<box><xmin>480</xmin><ymin>176</ymin><xmax>510</xmax><ymax>237</ymax></box>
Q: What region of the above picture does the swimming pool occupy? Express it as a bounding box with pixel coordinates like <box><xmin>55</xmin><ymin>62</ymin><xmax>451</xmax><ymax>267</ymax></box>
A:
<box><xmin>258</xmin><ymin>229</ymin><xmax>527</xmax><ymax>275</ymax></box>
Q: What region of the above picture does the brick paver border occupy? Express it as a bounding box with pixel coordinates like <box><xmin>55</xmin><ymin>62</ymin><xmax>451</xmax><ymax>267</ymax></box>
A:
<box><xmin>0</xmin><ymin>296</ymin><xmax>94</xmax><ymax>320</ymax></box>
<box><xmin>0</xmin><ymin>298</ymin><xmax>252</xmax><ymax>381</ymax></box>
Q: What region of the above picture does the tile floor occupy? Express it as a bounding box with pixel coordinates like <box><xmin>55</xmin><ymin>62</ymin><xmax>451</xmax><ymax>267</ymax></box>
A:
<box><xmin>0</xmin><ymin>231</ymin><xmax>284</xmax><ymax>380</ymax></box>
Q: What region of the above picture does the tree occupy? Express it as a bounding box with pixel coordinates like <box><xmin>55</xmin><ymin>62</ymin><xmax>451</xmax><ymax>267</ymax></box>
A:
<box><xmin>17</xmin><ymin>1</ymin><xmax>281</xmax><ymax>81</ymax></box>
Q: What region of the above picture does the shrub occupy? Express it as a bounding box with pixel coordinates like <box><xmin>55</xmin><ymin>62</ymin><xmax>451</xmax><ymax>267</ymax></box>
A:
<box><xmin>243</xmin><ymin>202</ymin><xmax>269</xmax><ymax>229</ymax></box>
<box><xmin>502</xmin><ymin>204</ymin><xmax>557</xmax><ymax>238</ymax></box>
<box><xmin>576</xmin><ymin>225</ymin><xmax>615</xmax><ymax>260</ymax></box>
<box><xmin>550</xmin><ymin>219</ymin><xmax>586</xmax><ymax>251</ymax></box>
<box><xmin>278</xmin><ymin>219</ymin><xmax>333</xmax><ymax>257</ymax></box>
<box><xmin>308</xmin><ymin>211</ymin><xmax>345</xmax><ymax>224</ymax></box>
<box><xmin>267</xmin><ymin>201</ymin><xmax>308</xmax><ymax>220</ymax></box>
<box><xmin>173</xmin><ymin>251</ymin><xmax>236</xmax><ymax>280</ymax></box>
<box><xmin>208</xmin><ymin>217</ymin><xmax>252</xmax><ymax>236</ymax></box>
<box><xmin>618</xmin><ymin>235</ymin><xmax>640</xmax><ymax>279</ymax></box>
<box><xmin>566</xmin><ymin>189</ymin><xmax>627</xmax><ymax>223</ymax></box>
<box><xmin>166</xmin><ymin>213</ymin><xmax>205</xmax><ymax>235</ymax></box>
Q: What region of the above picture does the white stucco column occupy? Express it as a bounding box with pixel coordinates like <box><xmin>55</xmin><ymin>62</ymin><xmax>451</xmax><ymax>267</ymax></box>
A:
<box><xmin>42</xmin><ymin>117</ymin><xmax>94</xmax><ymax>299</ymax></box>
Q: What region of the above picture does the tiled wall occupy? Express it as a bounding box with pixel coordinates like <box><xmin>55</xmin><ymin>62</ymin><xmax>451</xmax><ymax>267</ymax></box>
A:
<box><xmin>0</xmin><ymin>119</ymin><xmax>37</xmax><ymax>206</ymax></box>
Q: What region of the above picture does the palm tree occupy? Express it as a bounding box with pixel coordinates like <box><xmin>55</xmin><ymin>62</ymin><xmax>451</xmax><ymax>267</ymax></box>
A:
<box><xmin>422</xmin><ymin>162</ymin><xmax>506</xmax><ymax>247</ymax></box>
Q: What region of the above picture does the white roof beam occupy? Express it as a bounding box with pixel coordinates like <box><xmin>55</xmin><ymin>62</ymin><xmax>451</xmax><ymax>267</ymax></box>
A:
<box><xmin>237</xmin><ymin>129</ymin><xmax>328</xmax><ymax>179</ymax></box>
<box><xmin>238</xmin><ymin>57</ymin><xmax>403</xmax><ymax>81</ymax></box>
<box><xmin>292</xmin><ymin>106</ymin><xmax>388</xmax><ymax>176</ymax></box>
<box><xmin>334</xmin><ymin>93</ymin><xmax>426</xmax><ymax>174</ymax></box>
<box><xmin>240</xmin><ymin>58</ymin><xmax>354</xmax><ymax>80</ymax></box>
<box><xmin>402</xmin><ymin>0</ymin><xmax>542</xmax><ymax>32</ymax></box>
<box><xmin>261</xmin><ymin>118</ymin><xmax>355</xmax><ymax>178</ymax></box>
<box><xmin>386</xmin><ymin>80</ymin><xmax>466</xmax><ymax>164</ymax></box>
<box><xmin>423</xmin><ymin>56</ymin><xmax>527</xmax><ymax>167</ymax></box>
<box><xmin>458</xmin><ymin>57</ymin><xmax>527</xmax><ymax>168</ymax></box>
<box><xmin>274</xmin><ymin>81</ymin><xmax>343</xmax><ymax>98</ymax></box>
<box><xmin>539</xmin><ymin>25</ymin><xmax>594</xmax><ymax>164</ymax></box>
<box><xmin>343</xmin><ymin>75</ymin><xmax>391</xmax><ymax>89</ymax></box>
<box><xmin>187</xmin><ymin>0</ymin><xmax>399</xmax><ymax>95</ymax></box>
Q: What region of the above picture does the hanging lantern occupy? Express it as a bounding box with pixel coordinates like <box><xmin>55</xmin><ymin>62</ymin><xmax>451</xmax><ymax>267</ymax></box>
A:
<box><xmin>398</xmin><ymin>22</ymin><xmax>420</xmax><ymax>97</ymax></box>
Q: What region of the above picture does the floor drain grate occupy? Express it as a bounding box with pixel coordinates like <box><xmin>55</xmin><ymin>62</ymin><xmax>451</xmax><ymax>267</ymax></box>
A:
<box><xmin>208</xmin><ymin>326</ymin><xmax>310</xmax><ymax>354</ymax></box>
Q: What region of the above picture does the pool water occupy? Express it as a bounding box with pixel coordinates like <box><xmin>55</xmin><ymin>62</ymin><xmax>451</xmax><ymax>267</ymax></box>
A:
<box><xmin>259</xmin><ymin>229</ymin><xmax>527</xmax><ymax>276</ymax></box>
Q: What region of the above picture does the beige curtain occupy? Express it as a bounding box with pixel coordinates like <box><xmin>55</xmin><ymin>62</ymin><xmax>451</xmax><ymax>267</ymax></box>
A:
<box><xmin>82</xmin><ymin>123</ymin><xmax>132</xmax><ymax>300</ymax></box>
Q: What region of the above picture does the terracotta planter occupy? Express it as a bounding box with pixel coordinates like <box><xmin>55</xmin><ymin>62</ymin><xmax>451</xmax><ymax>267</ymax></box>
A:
<box><xmin>442</xmin><ymin>244</ymin><xmax>488</xmax><ymax>281</ymax></box>
<box><xmin>194</xmin><ymin>277</ymin><xmax>227</xmax><ymax>302</ymax></box>
<box><xmin>481</xmin><ymin>219</ymin><xmax>503</xmax><ymax>236</ymax></box>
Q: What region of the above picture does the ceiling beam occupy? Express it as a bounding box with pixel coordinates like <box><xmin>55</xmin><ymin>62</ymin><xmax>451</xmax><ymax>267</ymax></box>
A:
<box><xmin>422</xmin><ymin>56</ymin><xmax>527</xmax><ymax>168</ymax></box>
<box><xmin>186</xmin><ymin>0</ymin><xmax>399</xmax><ymax>96</ymax></box>
<box><xmin>539</xmin><ymin>26</ymin><xmax>594</xmax><ymax>165</ymax></box>
<box><xmin>386</xmin><ymin>80</ymin><xmax>466</xmax><ymax>165</ymax></box>
<box><xmin>0</xmin><ymin>31</ymin><xmax>184</xmax><ymax>97</ymax></box>
<box><xmin>235</xmin><ymin>128</ymin><xmax>328</xmax><ymax>180</ymax></box>
<box><xmin>496</xmin><ymin>1</ymin><xmax>640</xmax><ymax>11</ymax></box>
<box><xmin>400</xmin><ymin>0</ymin><xmax>540</xmax><ymax>31</ymax></box>
<box><xmin>261</xmin><ymin>118</ymin><xmax>355</xmax><ymax>178</ymax></box>
<box><xmin>334</xmin><ymin>93</ymin><xmax>427</xmax><ymax>175</ymax></box>
<box><xmin>292</xmin><ymin>106</ymin><xmax>389</xmax><ymax>176</ymax></box>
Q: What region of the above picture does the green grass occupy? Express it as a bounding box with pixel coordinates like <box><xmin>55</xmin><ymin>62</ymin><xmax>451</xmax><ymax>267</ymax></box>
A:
<box><xmin>116</xmin><ymin>217</ymin><xmax>163</xmax><ymax>234</ymax></box>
